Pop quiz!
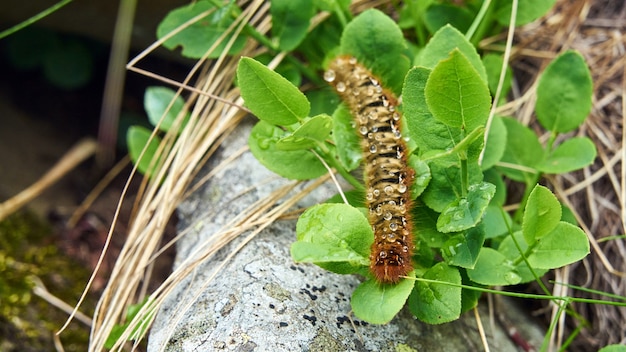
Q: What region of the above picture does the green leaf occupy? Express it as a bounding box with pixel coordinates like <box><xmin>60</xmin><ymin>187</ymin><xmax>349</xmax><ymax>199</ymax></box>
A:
<box><xmin>275</xmin><ymin>114</ymin><xmax>332</xmax><ymax>151</ymax></box>
<box><xmin>249</xmin><ymin>121</ymin><xmax>326</xmax><ymax>180</ymax></box>
<box><xmin>460</xmin><ymin>271</ymin><xmax>482</xmax><ymax>313</ymax></box>
<box><xmin>497</xmin><ymin>117</ymin><xmax>543</xmax><ymax>182</ymax></box>
<box><xmin>537</xmin><ymin>137</ymin><xmax>596</xmax><ymax>174</ymax></box>
<box><xmin>105</xmin><ymin>298</ymin><xmax>155</xmax><ymax>348</ymax></box>
<box><xmin>340</xmin><ymin>9</ymin><xmax>410</xmax><ymax>94</ymax></box>
<box><xmin>292</xmin><ymin>203</ymin><xmax>371</xmax><ymax>274</ymax></box>
<box><xmin>144</xmin><ymin>86</ymin><xmax>189</xmax><ymax>133</ymax></box>
<box><xmin>522</xmin><ymin>185</ymin><xmax>561</xmax><ymax>243</ymax></box>
<box><xmin>482</xmin><ymin>205</ymin><xmax>513</xmax><ymax>239</ymax></box>
<box><xmin>437</xmin><ymin>182</ymin><xmax>495</xmax><ymax>233</ymax></box>
<box><xmin>325</xmin><ymin>189</ymin><xmax>365</xmax><ymax>208</ymax></box>
<box><xmin>331</xmin><ymin>104</ymin><xmax>362</xmax><ymax>171</ymax></box>
<box><xmin>526</xmin><ymin>222</ymin><xmax>590</xmax><ymax>269</ymax></box>
<box><xmin>238</xmin><ymin>57</ymin><xmax>310</xmax><ymax>125</ymax></box>
<box><xmin>413</xmin><ymin>202</ymin><xmax>451</xmax><ymax>249</ymax></box>
<box><xmin>483</xmin><ymin>168</ymin><xmax>507</xmax><ymax>206</ymax></box>
<box><xmin>127</xmin><ymin>126</ymin><xmax>163</xmax><ymax>178</ymax></box>
<box><xmin>306</xmin><ymin>88</ymin><xmax>341</xmax><ymax>116</ymax></box>
<box><xmin>270</xmin><ymin>0</ymin><xmax>315</xmax><ymax>51</ymax></box>
<box><xmin>408</xmin><ymin>156</ymin><xmax>431</xmax><ymax>199</ymax></box>
<box><xmin>467</xmin><ymin>247</ymin><xmax>522</xmax><ymax>286</ymax></box>
<box><xmin>496</xmin><ymin>0</ymin><xmax>557</xmax><ymax>26</ymax></box>
<box><xmin>351</xmin><ymin>273</ymin><xmax>416</xmax><ymax>324</ymax></box>
<box><xmin>416</xmin><ymin>24</ymin><xmax>488</xmax><ymax>84</ymax></box>
<box><xmin>421</xmin><ymin>158</ymin><xmax>483</xmax><ymax>212</ymax></box>
<box><xmin>404</xmin><ymin>67</ymin><xmax>460</xmax><ymax>153</ymax></box>
<box><xmin>409</xmin><ymin>263</ymin><xmax>461</xmax><ymax>324</ymax></box>
<box><xmin>536</xmin><ymin>51</ymin><xmax>593</xmax><ymax>133</ymax></box>
<box><xmin>497</xmin><ymin>232</ymin><xmax>549</xmax><ymax>283</ymax></box>
<box><xmin>481</xmin><ymin>116</ymin><xmax>507</xmax><ymax>170</ymax></box>
<box><xmin>482</xmin><ymin>54</ymin><xmax>513</xmax><ymax>102</ymax></box>
<box><xmin>441</xmin><ymin>225</ymin><xmax>485</xmax><ymax>269</ymax></box>
<box><xmin>42</xmin><ymin>38</ymin><xmax>93</xmax><ymax>90</ymax></box>
<box><xmin>423</xmin><ymin>4</ymin><xmax>473</xmax><ymax>34</ymax></box>
<box><xmin>599</xmin><ymin>345</ymin><xmax>626</xmax><ymax>352</ymax></box>
<box><xmin>157</xmin><ymin>1</ymin><xmax>246</xmax><ymax>59</ymax></box>
<box><xmin>425</xmin><ymin>50</ymin><xmax>491</xmax><ymax>131</ymax></box>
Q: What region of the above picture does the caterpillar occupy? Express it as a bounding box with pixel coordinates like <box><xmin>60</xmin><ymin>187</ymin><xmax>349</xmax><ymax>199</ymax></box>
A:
<box><xmin>324</xmin><ymin>56</ymin><xmax>415</xmax><ymax>284</ymax></box>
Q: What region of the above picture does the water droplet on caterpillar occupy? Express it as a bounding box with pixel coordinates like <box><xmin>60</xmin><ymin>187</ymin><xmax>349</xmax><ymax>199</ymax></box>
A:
<box><xmin>323</xmin><ymin>69</ymin><xmax>336</xmax><ymax>82</ymax></box>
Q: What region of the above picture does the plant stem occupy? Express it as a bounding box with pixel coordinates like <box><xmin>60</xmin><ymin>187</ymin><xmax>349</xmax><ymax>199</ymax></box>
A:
<box><xmin>0</xmin><ymin>0</ymin><xmax>74</xmax><ymax>40</ymax></box>
<box><xmin>469</xmin><ymin>0</ymin><xmax>496</xmax><ymax>47</ymax></box>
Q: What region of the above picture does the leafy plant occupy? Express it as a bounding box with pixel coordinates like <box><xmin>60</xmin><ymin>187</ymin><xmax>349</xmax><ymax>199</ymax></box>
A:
<box><xmin>146</xmin><ymin>0</ymin><xmax>613</xmax><ymax>344</ymax></box>
<box><xmin>126</xmin><ymin>86</ymin><xmax>190</xmax><ymax>178</ymax></box>
<box><xmin>237</xmin><ymin>8</ymin><xmax>595</xmax><ymax>326</ymax></box>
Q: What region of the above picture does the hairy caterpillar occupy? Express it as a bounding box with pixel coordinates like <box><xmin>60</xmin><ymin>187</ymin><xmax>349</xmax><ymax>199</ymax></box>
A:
<box><xmin>324</xmin><ymin>56</ymin><xmax>414</xmax><ymax>284</ymax></box>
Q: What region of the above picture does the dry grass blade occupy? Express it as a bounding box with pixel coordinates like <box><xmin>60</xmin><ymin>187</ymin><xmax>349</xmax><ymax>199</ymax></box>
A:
<box><xmin>79</xmin><ymin>1</ymin><xmax>278</xmax><ymax>350</ymax></box>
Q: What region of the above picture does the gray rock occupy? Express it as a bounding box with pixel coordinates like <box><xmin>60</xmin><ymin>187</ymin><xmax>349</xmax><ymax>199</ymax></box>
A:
<box><xmin>148</xmin><ymin>120</ymin><xmax>544</xmax><ymax>351</ymax></box>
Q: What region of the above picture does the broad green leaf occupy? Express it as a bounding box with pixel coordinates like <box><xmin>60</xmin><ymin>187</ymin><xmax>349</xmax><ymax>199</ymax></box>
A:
<box><xmin>5</xmin><ymin>27</ymin><xmax>58</xmax><ymax>70</ymax></box>
<box><xmin>238</xmin><ymin>57</ymin><xmax>310</xmax><ymax>125</ymax></box>
<box><xmin>482</xmin><ymin>54</ymin><xmax>513</xmax><ymax>102</ymax></box>
<box><xmin>527</xmin><ymin>222</ymin><xmax>590</xmax><ymax>269</ymax></box>
<box><xmin>127</xmin><ymin>126</ymin><xmax>162</xmax><ymax>178</ymax></box>
<box><xmin>415</xmin><ymin>24</ymin><xmax>488</xmax><ymax>83</ymax></box>
<box><xmin>522</xmin><ymin>185</ymin><xmax>561</xmax><ymax>243</ymax></box>
<box><xmin>413</xmin><ymin>202</ymin><xmax>451</xmax><ymax>249</ymax></box>
<box><xmin>409</xmin><ymin>263</ymin><xmax>461</xmax><ymax>324</ymax></box>
<box><xmin>293</xmin><ymin>203</ymin><xmax>372</xmax><ymax>274</ymax></box>
<box><xmin>467</xmin><ymin>248</ymin><xmax>522</xmax><ymax>286</ymax></box>
<box><xmin>252</xmin><ymin>53</ymin><xmax>302</xmax><ymax>87</ymax></box>
<box><xmin>498</xmin><ymin>231</ymin><xmax>549</xmax><ymax>283</ymax></box>
<box><xmin>340</xmin><ymin>9</ymin><xmax>410</xmax><ymax>94</ymax></box>
<box><xmin>403</xmin><ymin>66</ymin><xmax>462</xmax><ymax>153</ymax></box>
<box><xmin>313</xmin><ymin>0</ymin><xmax>350</xmax><ymax>12</ymax></box>
<box><xmin>481</xmin><ymin>116</ymin><xmax>507</xmax><ymax>170</ymax></box>
<box><xmin>483</xmin><ymin>168</ymin><xmax>507</xmax><ymax>206</ymax></box>
<box><xmin>460</xmin><ymin>271</ymin><xmax>482</xmax><ymax>313</ymax></box>
<box><xmin>599</xmin><ymin>345</ymin><xmax>626</xmax><ymax>352</ymax></box>
<box><xmin>105</xmin><ymin>298</ymin><xmax>155</xmax><ymax>348</ymax></box>
<box><xmin>324</xmin><ymin>189</ymin><xmax>365</xmax><ymax>208</ymax></box>
<box><xmin>537</xmin><ymin>137</ymin><xmax>596</xmax><ymax>173</ymax></box>
<box><xmin>536</xmin><ymin>51</ymin><xmax>593</xmax><ymax>133</ymax></box>
<box><xmin>275</xmin><ymin>114</ymin><xmax>332</xmax><ymax>151</ymax></box>
<box><xmin>437</xmin><ymin>182</ymin><xmax>495</xmax><ymax>233</ymax></box>
<box><xmin>421</xmin><ymin>157</ymin><xmax>483</xmax><ymax>212</ymax></box>
<box><xmin>270</xmin><ymin>0</ymin><xmax>315</xmax><ymax>51</ymax></box>
<box><xmin>482</xmin><ymin>205</ymin><xmax>513</xmax><ymax>239</ymax></box>
<box><xmin>297</xmin><ymin>12</ymin><xmax>343</xmax><ymax>67</ymax></box>
<box><xmin>423</xmin><ymin>4</ymin><xmax>473</xmax><ymax>34</ymax></box>
<box><xmin>249</xmin><ymin>121</ymin><xmax>326</xmax><ymax>180</ymax></box>
<box><xmin>42</xmin><ymin>38</ymin><xmax>93</xmax><ymax>90</ymax></box>
<box><xmin>144</xmin><ymin>86</ymin><xmax>189</xmax><ymax>133</ymax></box>
<box><xmin>425</xmin><ymin>50</ymin><xmax>491</xmax><ymax>131</ymax></box>
<box><xmin>157</xmin><ymin>1</ymin><xmax>246</xmax><ymax>58</ymax></box>
<box><xmin>441</xmin><ymin>225</ymin><xmax>485</xmax><ymax>269</ymax></box>
<box><xmin>408</xmin><ymin>156</ymin><xmax>431</xmax><ymax>199</ymax></box>
<box><xmin>351</xmin><ymin>272</ymin><xmax>415</xmax><ymax>324</ymax></box>
<box><xmin>497</xmin><ymin>117</ymin><xmax>543</xmax><ymax>183</ymax></box>
<box><xmin>306</xmin><ymin>88</ymin><xmax>341</xmax><ymax>116</ymax></box>
<box><xmin>496</xmin><ymin>0</ymin><xmax>557</xmax><ymax>26</ymax></box>
<box><xmin>331</xmin><ymin>104</ymin><xmax>362</xmax><ymax>171</ymax></box>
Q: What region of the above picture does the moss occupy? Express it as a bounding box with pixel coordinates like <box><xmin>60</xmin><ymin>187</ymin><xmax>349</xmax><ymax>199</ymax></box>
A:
<box><xmin>0</xmin><ymin>211</ymin><xmax>93</xmax><ymax>350</ymax></box>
